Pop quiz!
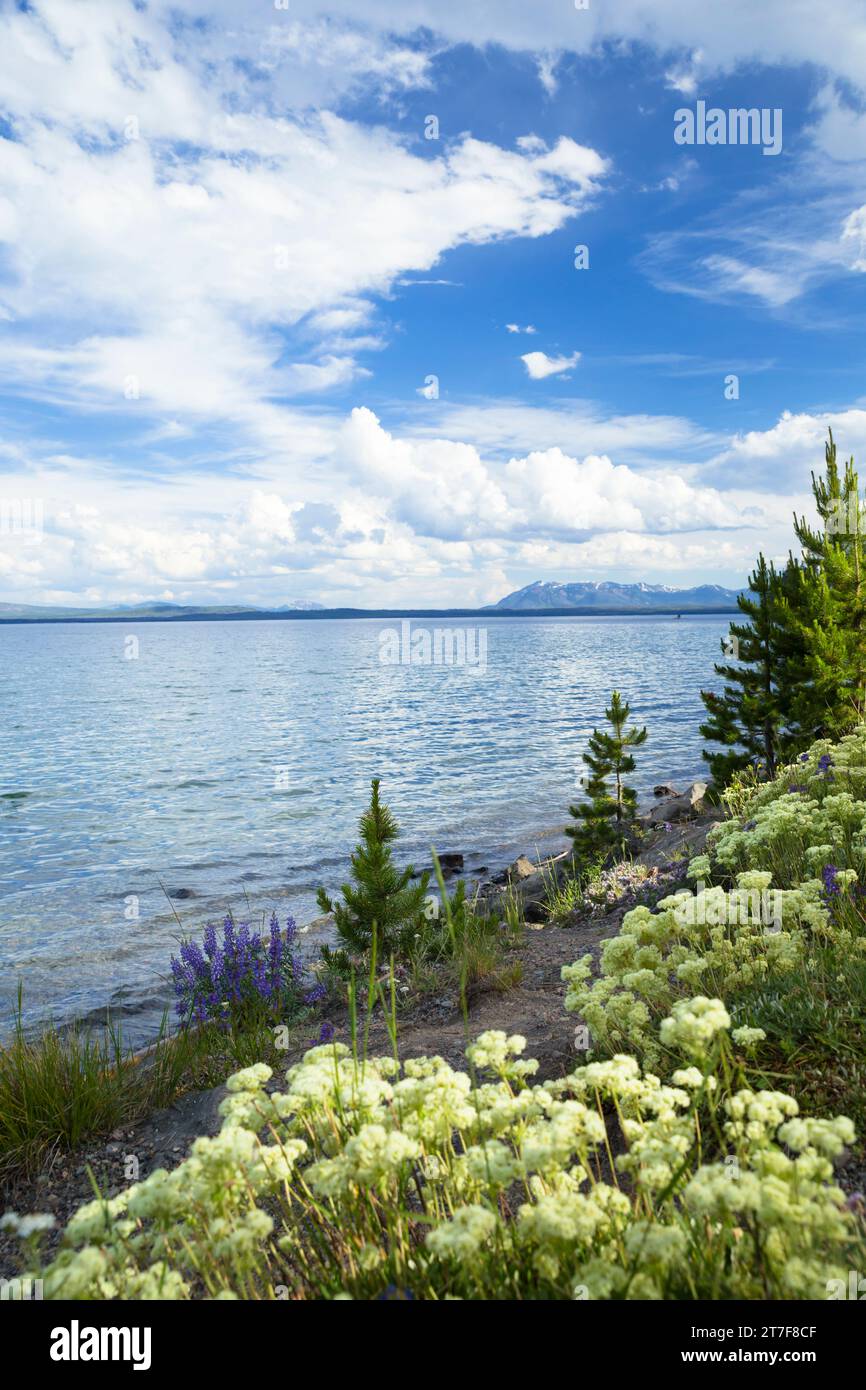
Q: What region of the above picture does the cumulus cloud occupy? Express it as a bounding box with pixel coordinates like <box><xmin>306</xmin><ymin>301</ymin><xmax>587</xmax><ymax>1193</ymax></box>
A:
<box><xmin>0</xmin><ymin>404</ymin><xmax>783</xmax><ymax>605</ymax></box>
<box><xmin>521</xmin><ymin>350</ymin><xmax>581</xmax><ymax>379</ymax></box>
<box><xmin>336</xmin><ymin>408</ymin><xmax>513</xmax><ymax>540</ymax></box>
<box><xmin>710</xmin><ymin>408</ymin><xmax>866</xmax><ymax>485</ymax></box>
<box><xmin>501</xmin><ymin>447</ymin><xmax>747</xmax><ymax>536</ymax></box>
<box><xmin>337</xmin><ymin>408</ymin><xmax>759</xmax><ymax>542</ymax></box>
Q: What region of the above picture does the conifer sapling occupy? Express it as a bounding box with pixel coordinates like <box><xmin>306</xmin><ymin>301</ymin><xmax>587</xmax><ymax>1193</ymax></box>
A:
<box><xmin>316</xmin><ymin>778</ymin><xmax>430</xmax><ymax>957</ymax></box>
<box><xmin>567</xmin><ymin>691</ymin><xmax>647</xmax><ymax>861</ymax></box>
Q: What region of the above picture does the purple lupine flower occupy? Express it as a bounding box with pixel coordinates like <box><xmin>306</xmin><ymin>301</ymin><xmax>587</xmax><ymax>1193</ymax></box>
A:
<box><xmin>818</xmin><ymin>754</ymin><xmax>834</xmax><ymax>776</ymax></box>
<box><xmin>822</xmin><ymin>864</ymin><xmax>841</xmax><ymax>902</ymax></box>
<box><xmin>170</xmin><ymin>913</ymin><xmax>317</xmax><ymax>1030</ymax></box>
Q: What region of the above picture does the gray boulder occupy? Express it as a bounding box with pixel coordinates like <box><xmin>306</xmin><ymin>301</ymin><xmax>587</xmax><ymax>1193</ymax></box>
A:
<box><xmin>648</xmin><ymin>781</ymin><xmax>708</xmax><ymax>824</ymax></box>
<box><xmin>508</xmin><ymin>854</ymin><xmax>538</xmax><ymax>881</ymax></box>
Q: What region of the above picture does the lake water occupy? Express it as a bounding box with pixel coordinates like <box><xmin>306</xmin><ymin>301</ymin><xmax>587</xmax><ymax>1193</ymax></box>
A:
<box><xmin>0</xmin><ymin>614</ymin><xmax>728</xmax><ymax>1043</ymax></box>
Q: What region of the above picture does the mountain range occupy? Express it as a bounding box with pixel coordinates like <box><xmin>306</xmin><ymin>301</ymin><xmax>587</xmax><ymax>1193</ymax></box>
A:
<box><xmin>489</xmin><ymin>580</ymin><xmax>742</xmax><ymax>611</ymax></box>
<box><xmin>0</xmin><ymin>599</ymin><xmax>325</xmax><ymax>620</ymax></box>
<box><xmin>0</xmin><ymin>582</ymin><xmax>744</xmax><ymax>622</ymax></box>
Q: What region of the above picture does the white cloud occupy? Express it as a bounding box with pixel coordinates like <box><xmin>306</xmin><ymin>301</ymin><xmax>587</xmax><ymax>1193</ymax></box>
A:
<box><xmin>700</xmin><ymin>256</ymin><xmax>800</xmax><ymax>309</ymax></box>
<box><xmin>336</xmin><ymin>408</ymin><xmax>513</xmax><ymax>540</ymax></box>
<box><xmin>806</xmin><ymin>83</ymin><xmax>866</xmax><ymax>163</ymax></box>
<box><xmin>506</xmin><ymin>323</ymin><xmax>538</xmax><ymax>334</ymax></box>
<box><xmin>842</xmin><ymin>206</ymin><xmax>866</xmax><ymax>270</ymax></box>
<box><xmin>664</xmin><ymin>50</ymin><xmax>704</xmax><ymax>96</ymax></box>
<box><xmin>408</xmin><ymin>398</ymin><xmax>717</xmax><ymax>464</ymax></box>
<box><xmin>0</xmin><ymin>2</ymin><xmax>610</xmax><ymax>444</ymax></box>
<box><xmin>521</xmin><ymin>351</ymin><xmax>581</xmax><ymax>380</ymax></box>
<box><xmin>337</xmin><ymin>407</ymin><xmax>759</xmax><ymax>542</ymax></box>
<box><xmin>0</xmin><ymin>403</ymin><xmax>782</xmax><ymax>605</ymax></box>
<box><xmin>537</xmin><ymin>53</ymin><xmax>560</xmax><ymax>98</ymax></box>
<box><xmin>229</xmin><ymin>0</ymin><xmax>866</xmax><ymax>97</ymax></box>
<box><xmin>502</xmin><ymin>447</ymin><xmax>748</xmax><ymax>536</ymax></box>
<box><xmin>640</xmin><ymin>209</ymin><xmax>856</xmax><ymax>312</ymax></box>
<box><xmin>711</xmin><ymin>408</ymin><xmax>866</xmax><ymax>483</ymax></box>
<box><xmin>516</xmin><ymin>531</ymin><xmax>755</xmax><ymax>574</ymax></box>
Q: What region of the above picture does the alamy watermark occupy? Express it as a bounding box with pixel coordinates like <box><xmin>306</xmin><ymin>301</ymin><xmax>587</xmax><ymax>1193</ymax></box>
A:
<box><xmin>827</xmin><ymin>1270</ymin><xmax>866</xmax><ymax>1300</ymax></box>
<box><xmin>0</xmin><ymin>1276</ymin><xmax>43</xmax><ymax>1300</ymax></box>
<box><xmin>674</xmin><ymin>101</ymin><xmax>782</xmax><ymax>156</ymax></box>
<box><xmin>825</xmin><ymin>488</ymin><xmax>864</xmax><ymax>535</ymax></box>
<box><xmin>49</xmin><ymin>1320</ymin><xmax>152</xmax><ymax>1369</ymax></box>
<box><xmin>674</xmin><ymin>881</ymin><xmax>783</xmax><ymax>932</ymax></box>
<box><xmin>0</xmin><ymin>497</ymin><xmax>43</xmax><ymax>540</ymax></box>
<box><xmin>379</xmin><ymin>620</ymin><xmax>488</xmax><ymax>674</ymax></box>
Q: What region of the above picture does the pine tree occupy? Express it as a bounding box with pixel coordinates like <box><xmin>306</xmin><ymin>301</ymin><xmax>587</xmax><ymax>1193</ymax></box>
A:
<box><xmin>790</xmin><ymin>429</ymin><xmax>866</xmax><ymax>738</ymax></box>
<box><xmin>316</xmin><ymin>778</ymin><xmax>430</xmax><ymax>957</ymax></box>
<box><xmin>699</xmin><ymin>430</ymin><xmax>866</xmax><ymax>781</ymax></box>
<box><xmin>567</xmin><ymin>691</ymin><xmax>647</xmax><ymax>860</ymax></box>
<box><xmin>699</xmin><ymin>553</ymin><xmax>798</xmax><ymax>785</ymax></box>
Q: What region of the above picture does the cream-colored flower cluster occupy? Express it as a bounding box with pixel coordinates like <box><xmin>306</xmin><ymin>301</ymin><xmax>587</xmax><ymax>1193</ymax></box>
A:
<box><xmin>706</xmin><ymin>727</ymin><xmax>866</xmax><ymax>886</ymax></box>
<box><xmin>12</xmin><ymin>1004</ymin><xmax>860</xmax><ymax>1303</ymax></box>
<box><xmin>562</xmin><ymin>873</ymin><xmax>816</xmax><ymax>1067</ymax></box>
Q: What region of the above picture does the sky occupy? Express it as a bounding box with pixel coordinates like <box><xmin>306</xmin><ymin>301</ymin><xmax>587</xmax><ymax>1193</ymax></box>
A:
<box><xmin>1</xmin><ymin>0</ymin><xmax>866</xmax><ymax>609</ymax></box>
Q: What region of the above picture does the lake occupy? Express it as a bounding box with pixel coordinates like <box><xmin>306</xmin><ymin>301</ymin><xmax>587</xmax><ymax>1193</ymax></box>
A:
<box><xmin>0</xmin><ymin>613</ymin><xmax>728</xmax><ymax>1043</ymax></box>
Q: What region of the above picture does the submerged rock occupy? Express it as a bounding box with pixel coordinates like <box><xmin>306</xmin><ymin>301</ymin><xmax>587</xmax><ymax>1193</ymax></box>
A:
<box><xmin>439</xmin><ymin>845</ymin><xmax>467</xmax><ymax>867</ymax></box>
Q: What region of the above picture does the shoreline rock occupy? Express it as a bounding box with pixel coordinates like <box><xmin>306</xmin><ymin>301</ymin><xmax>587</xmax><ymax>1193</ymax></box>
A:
<box><xmin>644</xmin><ymin>781</ymin><xmax>709</xmax><ymax>826</ymax></box>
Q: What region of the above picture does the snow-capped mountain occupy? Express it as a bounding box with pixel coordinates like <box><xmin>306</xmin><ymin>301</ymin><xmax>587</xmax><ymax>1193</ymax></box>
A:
<box><xmin>489</xmin><ymin>580</ymin><xmax>742</xmax><ymax>611</ymax></box>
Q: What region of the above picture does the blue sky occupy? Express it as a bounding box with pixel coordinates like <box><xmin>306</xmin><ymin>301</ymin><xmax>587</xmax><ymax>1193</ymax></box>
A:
<box><xmin>2</xmin><ymin>0</ymin><xmax>866</xmax><ymax>607</ymax></box>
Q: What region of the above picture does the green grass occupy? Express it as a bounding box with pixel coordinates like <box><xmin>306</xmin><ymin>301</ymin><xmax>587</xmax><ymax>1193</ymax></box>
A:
<box><xmin>729</xmin><ymin>936</ymin><xmax>866</xmax><ymax>1154</ymax></box>
<box><xmin>543</xmin><ymin>872</ymin><xmax>586</xmax><ymax>923</ymax></box>
<box><xmin>0</xmin><ymin>996</ymin><xmax>195</xmax><ymax>1182</ymax></box>
<box><xmin>0</xmin><ymin>988</ymin><xmax>320</xmax><ymax>1183</ymax></box>
<box><xmin>404</xmin><ymin>867</ymin><xmax>525</xmax><ymax>996</ymax></box>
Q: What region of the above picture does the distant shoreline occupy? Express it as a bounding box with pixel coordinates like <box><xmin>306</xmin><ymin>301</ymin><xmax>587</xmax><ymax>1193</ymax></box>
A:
<box><xmin>0</xmin><ymin>605</ymin><xmax>739</xmax><ymax>626</ymax></box>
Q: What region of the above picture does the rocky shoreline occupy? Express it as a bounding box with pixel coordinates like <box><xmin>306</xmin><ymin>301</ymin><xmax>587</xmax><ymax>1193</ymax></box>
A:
<box><xmin>439</xmin><ymin>778</ymin><xmax>715</xmax><ymax>925</ymax></box>
<box><xmin>0</xmin><ymin>780</ymin><xmax>724</xmax><ymax>1279</ymax></box>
